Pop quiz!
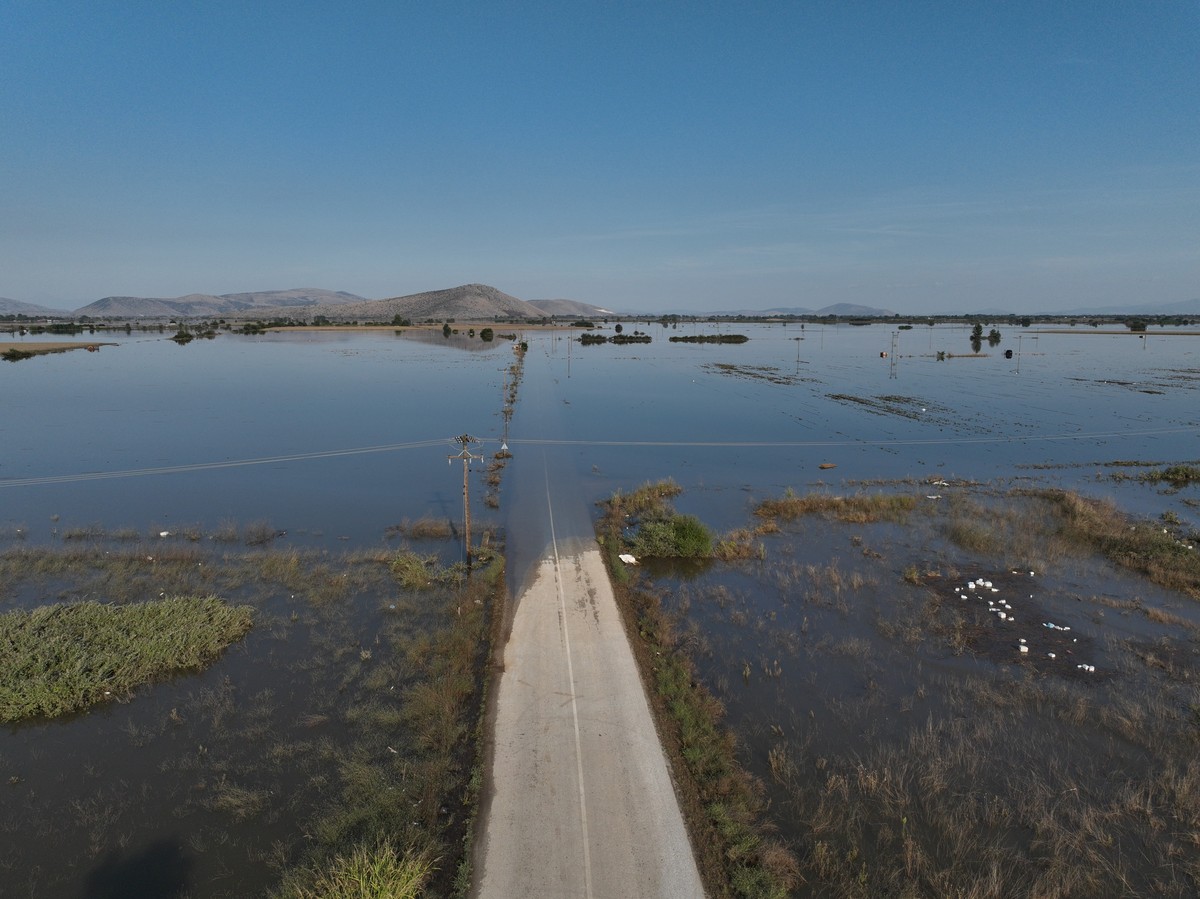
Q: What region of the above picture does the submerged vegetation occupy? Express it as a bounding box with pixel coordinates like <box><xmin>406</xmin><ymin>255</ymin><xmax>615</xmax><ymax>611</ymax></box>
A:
<box><xmin>755</xmin><ymin>489</ymin><xmax>919</xmax><ymax>524</ymax></box>
<box><xmin>601</xmin><ymin>479</ymin><xmax>761</xmax><ymax>563</ymax></box>
<box><xmin>630</xmin><ymin>484</ymin><xmax>1200</xmax><ymax>897</ymax></box>
<box><xmin>0</xmin><ymin>596</ymin><xmax>252</xmax><ymax>723</ymax></box>
<box><xmin>669</xmin><ymin>334</ymin><xmax>750</xmax><ymax>344</ymax></box>
<box><xmin>0</xmin><ymin>536</ymin><xmax>504</xmax><ymax>898</ymax></box>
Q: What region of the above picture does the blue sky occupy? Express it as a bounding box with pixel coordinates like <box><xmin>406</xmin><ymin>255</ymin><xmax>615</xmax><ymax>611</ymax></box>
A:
<box><xmin>2</xmin><ymin>1</ymin><xmax>1196</xmax><ymax>313</ymax></box>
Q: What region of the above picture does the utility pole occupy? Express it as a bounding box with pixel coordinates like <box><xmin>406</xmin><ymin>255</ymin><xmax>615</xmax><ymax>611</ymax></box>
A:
<box><xmin>449</xmin><ymin>434</ymin><xmax>483</xmax><ymax>568</ymax></box>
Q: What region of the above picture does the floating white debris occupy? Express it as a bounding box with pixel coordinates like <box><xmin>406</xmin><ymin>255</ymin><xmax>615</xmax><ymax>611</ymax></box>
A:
<box><xmin>1076</xmin><ymin>664</ymin><xmax>1096</xmax><ymax>673</ymax></box>
<box><xmin>159</xmin><ymin>531</ymin><xmax>170</xmax><ymax>538</ymax></box>
<box><xmin>1019</xmin><ymin>638</ymin><xmax>1026</xmax><ymax>644</ymax></box>
<box><xmin>926</xmin><ymin>494</ymin><xmax>942</xmax><ymax>500</ymax></box>
<box><xmin>991</xmin><ymin>587</ymin><xmax>1000</xmax><ymax>593</ymax></box>
<box><xmin>1047</xmin><ymin>653</ymin><xmax>1056</xmax><ymax>659</ymax></box>
<box><xmin>618</xmin><ymin>553</ymin><xmax>638</xmax><ymax>565</ymax></box>
<box><xmin>998</xmin><ymin>612</ymin><xmax>1007</xmax><ymax>620</ymax></box>
<box><xmin>1018</xmin><ymin>645</ymin><xmax>1029</xmax><ymax>653</ymax></box>
<box><xmin>984</xmin><ymin>581</ymin><xmax>993</xmax><ymax>588</ymax></box>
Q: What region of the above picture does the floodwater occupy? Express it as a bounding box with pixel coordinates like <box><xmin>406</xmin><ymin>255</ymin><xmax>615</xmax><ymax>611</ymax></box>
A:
<box><xmin>5</xmin><ymin>323</ymin><xmax>1198</xmax><ymax>548</ymax></box>
<box><xmin>2</xmin><ymin>322</ymin><xmax>1198</xmax><ymax>896</ymax></box>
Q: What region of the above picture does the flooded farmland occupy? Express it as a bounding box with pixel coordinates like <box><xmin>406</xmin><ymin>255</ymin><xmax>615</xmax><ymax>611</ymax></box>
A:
<box><xmin>2</xmin><ymin>321</ymin><xmax>1199</xmax><ymax>896</ymax></box>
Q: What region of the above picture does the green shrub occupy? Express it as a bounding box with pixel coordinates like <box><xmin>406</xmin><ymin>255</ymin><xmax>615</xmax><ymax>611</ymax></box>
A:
<box><xmin>633</xmin><ymin>514</ymin><xmax>713</xmax><ymax>559</ymax></box>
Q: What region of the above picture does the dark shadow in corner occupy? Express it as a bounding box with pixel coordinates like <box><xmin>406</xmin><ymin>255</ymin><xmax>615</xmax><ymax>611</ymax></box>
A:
<box><xmin>83</xmin><ymin>839</ymin><xmax>192</xmax><ymax>899</ymax></box>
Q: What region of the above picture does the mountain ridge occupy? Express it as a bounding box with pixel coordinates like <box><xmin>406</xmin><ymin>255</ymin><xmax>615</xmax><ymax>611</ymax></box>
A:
<box><xmin>72</xmin><ymin>288</ymin><xmax>367</xmax><ymax>318</ymax></box>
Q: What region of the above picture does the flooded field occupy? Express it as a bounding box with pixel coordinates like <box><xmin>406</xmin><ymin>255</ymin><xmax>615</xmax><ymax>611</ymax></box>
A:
<box><xmin>2</xmin><ymin>321</ymin><xmax>1198</xmax><ymax>895</ymax></box>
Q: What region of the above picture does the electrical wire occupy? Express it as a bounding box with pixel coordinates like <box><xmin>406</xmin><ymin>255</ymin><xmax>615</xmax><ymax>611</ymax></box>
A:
<box><xmin>0</xmin><ymin>438</ymin><xmax>449</xmax><ymax>488</ymax></box>
<box><xmin>1</xmin><ymin>425</ymin><xmax>1194</xmax><ymax>489</ymax></box>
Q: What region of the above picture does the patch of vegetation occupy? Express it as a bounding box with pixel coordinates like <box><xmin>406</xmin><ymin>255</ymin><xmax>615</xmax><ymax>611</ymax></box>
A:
<box><xmin>385</xmin><ymin>518</ymin><xmax>455</xmax><ymax>540</ymax></box>
<box><xmin>0</xmin><ymin>596</ymin><xmax>253</xmax><ymax>722</ymax></box>
<box><xmin>704</xmin><ymin>362</ymin><xmax>808</xmax><ymax>386</ymax></box>
<box><xmin>1138</xmin><ymin>464</ymin><xmax>1200</xmax><ymax>486</ymax></box>
<box><xmin>669</xmin><ymin>334</ymin><xmax>750</xmax><ymax>344</ymax></box>
<box><xmin>390</xmin><ymin>551</ymin><xmax>459</xmax><ymax>591</ymax></box>
<box><xmin>633</xmin><ymin>513</ymin><xmax>713</xmax><ymax>558</ymax></box>
<box><xmin>2</xmin><ymin>348</ymin><xmax>34</xmax><ymax>362</ymax></box>
<box><xmin>755</xmin><ymin>489</ymin><xmax>919</xmax><ymax>525</ymax></box>
<box><xmin>1039</xmin><ymin>489</ymin><xmax>1200</xmax><ymax>598</ymax></box>
<box><xmin>274</xmin><ymin>842</ymin><xmax>434</xmax><ymax>899</ymax></box>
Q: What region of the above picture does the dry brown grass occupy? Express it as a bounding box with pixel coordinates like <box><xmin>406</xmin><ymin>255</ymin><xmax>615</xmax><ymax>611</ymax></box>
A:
<box><xmin>755</xmin><ymin>490</ymin><xmax>918</xmax><ymax>524</ymax></box>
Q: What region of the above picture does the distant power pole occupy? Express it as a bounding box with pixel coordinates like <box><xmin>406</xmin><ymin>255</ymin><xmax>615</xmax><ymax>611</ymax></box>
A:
<box><xmin>449</xmin><ymin>434</ymin><xmax>483</xmax><ymax>567</ymax></box>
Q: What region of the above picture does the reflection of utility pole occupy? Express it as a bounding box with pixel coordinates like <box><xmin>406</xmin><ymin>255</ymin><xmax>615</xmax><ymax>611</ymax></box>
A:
<box><xmin>889</xmin><ymin>331</ymin><xmax>898</xmax><ymax>379</ymax></box>
<box><xmin>449</xmin><ymin>434</ymin><xmax>483</xmax><ymax>567</ymax></box>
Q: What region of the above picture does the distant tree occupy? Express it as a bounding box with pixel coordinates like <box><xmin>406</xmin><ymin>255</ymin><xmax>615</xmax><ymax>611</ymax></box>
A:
<box><xmin>480</xmin><ymin>328</ymin><xmax>494</xmax><ymax>341</ymax></box>
<box><xmin>442</xmin><ymin>322</ymin><xmax>452</xmax><ymax>338</ymax></box>
<box><xmin>392</xmin><ymin>314</ymin><xmax>411</xmax><ymax>326</ymax></box>
<box><xmin>987</xmin><ymin>328</ymin><xmax>1002</xmax><ymax>347</ymax></box>
<box><xmin>615</xmin><ymin>323</ymin><xmax>623</xmax><ymax>334</ymax></box>
<box><xmin>1126</xmin><ymin>319</ymin><xmax>1148</xmax><ymax>333</ymax></box>
<box><xmin>1020</xmin><ymin>317</ymin><xmax>1032</xmax><ymax>328</ymax></box>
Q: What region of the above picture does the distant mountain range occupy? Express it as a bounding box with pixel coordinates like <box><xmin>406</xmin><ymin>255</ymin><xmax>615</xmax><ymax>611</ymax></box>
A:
<box><xmin>0</xmin><ymin>297</ymin><xmax>71</xmax><ymax>316</ymax></box>
<box><xmin>673</xmin><ymin>302</ymin><xmax>897</xmax><ymax>317</ymax></box>
<box><xmin>71</xmin><ymin>288</ymin><xmax>366</xmax><ymax>318</ymax></box>
<box><xmin>1056</xmin><ymin>298</ymin><xmax>1200</xmax><ymax>316</ymax></box>
<box><xmin>4</xmin><ymin>287</ymin><xmax>1196</xmax><ymax>321</ymax></box>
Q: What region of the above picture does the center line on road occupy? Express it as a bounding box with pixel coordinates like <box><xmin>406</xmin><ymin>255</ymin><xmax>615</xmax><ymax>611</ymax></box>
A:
<box><xmin>544</xmin><ymin>455</ymin><xmax>594</xmax><ymax>899</ymax></box>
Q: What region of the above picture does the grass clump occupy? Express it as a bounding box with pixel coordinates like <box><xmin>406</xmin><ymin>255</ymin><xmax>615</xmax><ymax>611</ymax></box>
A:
<box><xmin>1140</xmin><ymin>464</ymin><xmax>1200</xmax><ymax>486</ymax></box>
<box><xmin>0</xmin><ymin>595</ymin><xmax>253</xmax><ymax>722</ymax></box>
<box><xmin>602</xmin><ymin>480</ymin><xmax>717</xmax><ymax>560</ymax></box>
<box><xmin>390</xmin><ymin>551</ymin><xmax>459</xmax><ymax>590</ymax></box>
<box><xmin>1041</xmin><ymin>489</ymin><xmax>1200</xmax><ymax>598</ymax></box>
<box><xmin>274</xmin><ymin>841</ymin><xmax>434</xmax><ymax>899</ymax></box>
<box><xmin>633</xmin><ymin>513</ymin><xmax>713</xmax><ymax>559</ymax></box>
<box><xmin>755</xmin><ymin>489</ymin><xmax>918</xmax><ymax>525</ymax></box>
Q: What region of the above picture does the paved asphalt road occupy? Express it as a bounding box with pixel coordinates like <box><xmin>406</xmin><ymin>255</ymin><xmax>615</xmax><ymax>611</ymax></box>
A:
<box><xmin>472</xmin><ymin>474</ymin><xmax>705</xmax><ymax>898</ymax></box>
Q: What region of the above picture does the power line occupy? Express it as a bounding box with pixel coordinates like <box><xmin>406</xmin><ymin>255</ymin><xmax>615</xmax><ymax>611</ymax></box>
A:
<box><xmin>507</xmin><ymin>425</ymin><xmax>1198</xmax><ymax>449</ymax></box>
<box><xmin>1</xmin><ymin>425</ymin><xmax>1195</xmax><ymax>489</ymax></box>
<box><xmin>0</xmin><ymin>438</ymin><xmax>449</xmax><ymax>488</ymax></box>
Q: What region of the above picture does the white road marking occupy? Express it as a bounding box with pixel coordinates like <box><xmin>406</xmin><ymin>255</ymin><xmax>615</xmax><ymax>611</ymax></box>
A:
<box><xmin>545</xmin><ymin>460</ymin><xmax>594</xmax><ymax>899</ymax></box>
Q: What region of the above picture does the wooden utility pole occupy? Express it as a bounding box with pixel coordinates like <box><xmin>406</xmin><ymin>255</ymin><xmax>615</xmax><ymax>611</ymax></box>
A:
<box><xmin>449</xmin><ymin>434</ymin><xmax>483</xmax><ymax>567</ymax></box>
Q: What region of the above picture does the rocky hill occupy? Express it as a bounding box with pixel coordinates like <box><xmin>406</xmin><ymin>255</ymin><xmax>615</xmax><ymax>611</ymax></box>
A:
<box><xmin>528</xmin><ymin>298</ymin><xmax>617</xmax><ymax>317</ymax></box>
<box><xmin>302</xmin><ymin>284</ymin><xmax>544</xmax><ymax>321</ymax></box>
<box><xmin>0</xmin><ymin>297</ymin><xmax>71</xmax><ymax>316</ymax></box>
<box><xmin>74</xmin><ymin>289</ymin><xmax>366</xmax><ymax>318</ymax></box>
